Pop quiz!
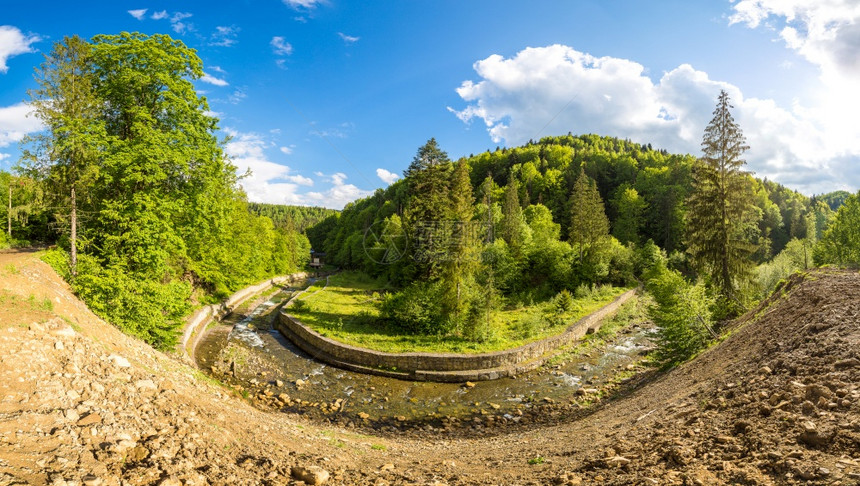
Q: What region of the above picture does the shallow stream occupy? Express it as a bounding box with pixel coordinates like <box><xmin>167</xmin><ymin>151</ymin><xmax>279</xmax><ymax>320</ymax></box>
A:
<box><xmin>195</xmin><ymin>285</ymin><xmax>655</xmax><ymax>430</ymax></box>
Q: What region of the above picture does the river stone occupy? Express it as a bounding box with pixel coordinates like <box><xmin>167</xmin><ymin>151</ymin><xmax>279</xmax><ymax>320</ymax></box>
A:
<box><xmin>291</xmin><ymin>465</ymin><xmax>330</xmax><ymax>485</ymax></box>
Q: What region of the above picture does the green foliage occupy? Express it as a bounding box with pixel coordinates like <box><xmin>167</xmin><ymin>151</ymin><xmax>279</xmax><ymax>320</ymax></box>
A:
<box><xmin>247</xmin><ymin>203</ymin><xmax>338</xmax><ymax>232</ymax></box>
<box><xmin>42</xmin><ymin>248</ymin><xmax>190</xmax><ymax>349</ymax></box>
<box><xmin>686</xmin><ymin>90</ymin><xmax>757</xmax><ymax>313</ymax></box>
<box><xmin>646</xmin><ymin>264</ymin><xmax>715</xmax><ymax>368</ymax></box>
<box><xmin>569</xmin><ymin>169</ymin><xmax>610</xmax><ymax>263</ymax></box>
<box><xmin>817</xmin><ymin>190</ymin><xmax>852</xmax><ymax>211</ymax></box>
<box><xmin>757</xmin><ymin>238</ymin><xmax>813</xmax><ymax>296</ymax></box>
<box><xmin>380</xmin><ymin>280</ymin><xmax>448</xmax><ymax>335</ymax></box>
<box><xmin>552</xmin><ymin>289</ymin><xmax>575</xmax><ymax>313</ymax></box>
<box><xmin>21</xmin><ymin>33</ymin><xmax>310</xmax><ymax>349</ymax></box>
<box><xmin>611</xmin><ymin>185</ymin><xmax>646</xmax><ymax>245</ymax></box>
<box><xmin>814</xmin><ymin>191</ymin><xmax>860</xmax><ymax>267</ymax></box>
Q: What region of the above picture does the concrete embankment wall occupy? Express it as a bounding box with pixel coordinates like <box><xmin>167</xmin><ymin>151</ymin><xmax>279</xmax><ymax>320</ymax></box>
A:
<box><xmin>180</xmin><ymin>272</ymin><xmax>307</xmax><ymax>361</ymax></box>
<box><xmin>276</xmin><ymin>288</ymin><xmax>636</xmax><ymax>382</ymax></box>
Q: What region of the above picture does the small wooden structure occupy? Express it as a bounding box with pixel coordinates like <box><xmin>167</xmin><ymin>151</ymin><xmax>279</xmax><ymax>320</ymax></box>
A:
<box><xmin>309</xmin><ymin>250</ymin><xmax>326</xmax><ymax>269</ymax></box>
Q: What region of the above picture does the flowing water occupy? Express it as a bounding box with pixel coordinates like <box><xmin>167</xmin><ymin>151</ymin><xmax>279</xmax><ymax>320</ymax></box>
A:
<box><xmin>195</xmin><ymin>285</ymin><xmax>655</xmax><ymax>429</ymax></box>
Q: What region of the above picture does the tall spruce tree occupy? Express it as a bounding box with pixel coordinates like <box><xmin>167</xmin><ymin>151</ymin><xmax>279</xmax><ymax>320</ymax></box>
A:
<box><xmin>569</xmin><ymin>168</ymin><xmax>609</xmax><ymax>263</ymax></box>
<box><xmin>686</xmin><ymin>90</ymin><xmax>756</xmax><ymax>311</ymax></box>
<box><xmin>405</xmin><ymin>138</ymin><xmax>453</xmax><ymax>276</ymax></box>
<box><xmin>441</xmin><ymin>159</ymin><xmax>477</xmax><ymax>324</ymax></box>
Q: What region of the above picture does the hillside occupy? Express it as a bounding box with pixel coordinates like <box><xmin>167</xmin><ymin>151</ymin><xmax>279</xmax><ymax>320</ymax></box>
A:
<box><xmin>1</xmin><ymin>249</ymin><xmax>858</xmax><ymax>485</ymax></box>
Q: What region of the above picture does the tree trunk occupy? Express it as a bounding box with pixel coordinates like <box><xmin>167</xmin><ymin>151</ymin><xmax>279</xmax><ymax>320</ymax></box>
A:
<box><xmin>70</xmin><ymin>186</ymin><xmax>77</xmax><ymax>277</ymax></box>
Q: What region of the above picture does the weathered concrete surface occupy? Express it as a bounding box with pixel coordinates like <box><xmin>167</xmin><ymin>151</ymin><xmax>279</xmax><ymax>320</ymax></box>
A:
<box><xmin>180</xmin><ymin>272</ymin><xmax>307</xmax><ymax>362</ymax></box>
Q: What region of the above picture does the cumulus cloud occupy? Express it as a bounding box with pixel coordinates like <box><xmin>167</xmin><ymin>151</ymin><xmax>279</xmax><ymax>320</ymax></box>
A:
<box><xmin>729</xmin><ymin>0</ymin><xmax>860</xmax><ymax>182</ymax></box>
<box><xmin>450</xmin><ymin>44</ymin><xmax>860</xmax><ymax>194</ymax></box>
<box><xmin>0</xmin><ymin>26</ymin><xmax>40</xmax><ymax>74</ymax></box>
<box><xmin>151</xmin><ymin>10</ymin><xmax>168</xmax><ymax>20</ymax></box>
<box><xmin>200</xmin><ymin>72</ymin><xmax>229</xmax><ymax>87</ymax></box>
<box><xmin>128</xmin><ymin>9</ymin><xmax>147</xmax><ymax>20</ymax></box>
<box><xmin>0</xmin><ymin>153</ymin><xmax>9</xmax><ymax>162</ymax></box>
<box><xmin>224</xmin><ymin>129</ymin><xmax>371</xmax><ymax>208</ymax></box>
<box><xmin>376</xmin><ymin>168</ymin><xmax>399</xmax><ymax>184</ymax></box>
<box><xmin>286</xmin><ymin>174</ymin><xmax>313</xmax><ymax>186</ymax></box>
<box><xmin>338</xmin><ymin>32</ymin><xmax>360</xmax><ymax>44</ymax></box>
<box><xmin>0</xmin><ymin>103</ymin><xmax>42</xmax><ymax>148</ymax></box>
<box><xmin>271</xmin><ymin>36</ymin><xmax>293</xmax><ymax>56</ymax></box>
<box><xmin>305</xmin><ymin>172</ymin><xmax>371</xmax><ymax>209</ymax></box>
<box><xmin>224</xmin><ymin>128</ymin><xmax>315</xmax><ymax>205</ymax></box>
<box><xmin>279</xmin><ymin>146</ymin><xmax>294</xmax><ymax>155</ymax></box>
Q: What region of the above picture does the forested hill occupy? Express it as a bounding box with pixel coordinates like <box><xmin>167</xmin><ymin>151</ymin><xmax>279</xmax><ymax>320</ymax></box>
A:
<box><xmin>248</xmin><ymin>203</ymin><xmax>338</xmax><ymax>232</ymax></box>
<box><xmin>310</xmin><ymin>134</ymin><xmax>837</xmax><ymax>274</ymax></box>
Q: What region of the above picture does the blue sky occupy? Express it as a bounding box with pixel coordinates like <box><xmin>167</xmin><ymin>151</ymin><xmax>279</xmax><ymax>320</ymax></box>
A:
<box><xmin>2</xmin><ymin>1</ymin><xmax>859</xmax><ymax>208</ymax></box>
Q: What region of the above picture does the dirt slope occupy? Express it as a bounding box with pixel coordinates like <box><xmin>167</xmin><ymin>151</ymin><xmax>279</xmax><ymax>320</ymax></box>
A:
<box><xmin>0</xmin><ymin>250</ymin><xmax>858</xmax><ymax>485</ymax></box>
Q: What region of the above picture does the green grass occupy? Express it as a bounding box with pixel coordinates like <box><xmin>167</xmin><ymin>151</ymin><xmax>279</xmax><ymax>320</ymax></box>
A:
<box><xmin>528</xmin><ymin>456</ymin><xmax>545</xmax><ymax>465</ymax></box>
<box><xmin>286</xmin><ymin>271</ymin><xmax>630</xmax><ymax>354</ymax></box>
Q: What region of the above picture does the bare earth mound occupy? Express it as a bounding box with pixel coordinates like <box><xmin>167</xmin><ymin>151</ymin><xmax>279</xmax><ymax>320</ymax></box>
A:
<box><xmin>0</xmin><ymin>250</ymin><xmax>858</xmax><ymax>485</ymax></box>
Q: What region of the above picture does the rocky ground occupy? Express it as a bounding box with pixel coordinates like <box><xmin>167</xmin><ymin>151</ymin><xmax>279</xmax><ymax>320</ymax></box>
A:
<box><xmin>0</xmin><ymin>250</ymin><xmax>858</xmax><ymax>485</ymax></box>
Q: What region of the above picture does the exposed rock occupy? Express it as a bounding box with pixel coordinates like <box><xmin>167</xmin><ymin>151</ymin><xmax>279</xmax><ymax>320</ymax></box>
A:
<box><xmin>76</xmin><ymin>413</ymin><xmax>102</xmax><ymax>426</ymax></box>
<box><xmin>108</xmin><ymin>354</ymin><xmax>131</xmax><ymax>368</ymax></box>
<box><xmin>291</xmin><ymin>465</ymin><xmax>330</xmax><ymax>485</ymax></box>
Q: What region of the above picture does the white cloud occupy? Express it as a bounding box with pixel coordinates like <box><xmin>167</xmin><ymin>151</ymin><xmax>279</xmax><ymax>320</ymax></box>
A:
<box><xmin>224</xmin><ymin>128</ymin><xmax>318</xmax><ymax>204</ymax></box>
<box><xmin>287</xmin><ymin>174</ymin><xmax>313</xmax><ymax>186</ymax></box>
<box><xmin>201</xmin><ymin>72</ymin><xmax>229</xmax><ymax>87</ymax></box>
<box><xmin>170</xmin><ymin>12</ymin><xmax>193</xmax><ymax>34</ymax></box>
<box><xmin>729</xmin><ymin>0</ymin><xmax>860</xmax><ymax>185</ymax></box>
<box><xmin>0</xmin><ymin>26</ymin><xmax>40</xmax><ymax>74</ymax></box>
<box><xmin>271</xmin><ymin>36</ymin><xmax>293</xmax><ymax>56</ymax></box>
<box><xmin>283</xmin><ymin>0</ymin><xmax>324</xmax><ymax>9</ymax></box>
<box><xmin>0</xmin><ymin>103</ymin><xmax>42</xmax><ymax>148</ymax></box>
<box><xmin>376</xmin><ymin>168</ymin><xmax>399</xmax><ymax>184</ymax></box>
<box><xmin>0</xmin><ymin>153</ymin><xmax>9</xmax><ymax>161</ymax></box>
<box><xmin>128</xmin><ymin>9</ymin><xmax>147</xmax><ymax>20</ymax></box>
<box><xmin>338</xmin><ymin>32</ymin><xmax>360</xmax><ymax>44</ymax></box>
<box><xmin>280</xmin><ymin>145</ymin><xmax>294</xmax><ymax>155</ymax></box>
<box><xmin>306</xmin><ymin>172</ymin><xmax>371</xmax><ymax>209</ymax></box>
<box><xmin>451</xmin><ymin>44</ymin><xmax>860</xmax><ymax>195</ymax></box>
<box><xmin>228</xmin><ymin>88</ymin><xmax>247</xmax><ymax>104</ymax></box>
<box><xmin>210</xmin><ymin>26</ymin><xmax>239</xmax><ymax>47</ymax></box>
<box><xmin>151</xmin><ymin>10</ymin><xmax>168</xmax><ymax>20</ymax></box>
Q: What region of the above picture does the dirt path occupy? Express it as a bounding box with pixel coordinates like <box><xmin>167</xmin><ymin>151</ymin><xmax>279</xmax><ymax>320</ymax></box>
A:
<box><xmin>0</xmin><ymin>249</ymin><xmax>858</xmax><ymax>485</ymax></box>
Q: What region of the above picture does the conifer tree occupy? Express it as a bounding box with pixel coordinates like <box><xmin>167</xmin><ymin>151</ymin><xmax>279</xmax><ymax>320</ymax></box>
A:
<box><xmin>23</xmin><ymin>35</ymin><xmax>105</xmax><ymax>277</ymax></box>
<box><xmin>441</xmin><ymin>159</ymin><xmax>477</xmax><ymax>323</ymax></box>
<box><xmin>569</xmin><ymin>168</ymin><xmax>609</xmax><ymax>263</ymax></box>
<box><xmin>502</xmin><ymin>174</ymin><xmax>523</xmax><ymax>255</ymax></box>
<box><xmin>405</xmin><ymin>138</ymin><xmax>453</xmax><ymax>276</ymax></box>
<box><xmin>686</xmin><ymin>90</ymin><xmax>756</xmax><ymax>311</ymax></box>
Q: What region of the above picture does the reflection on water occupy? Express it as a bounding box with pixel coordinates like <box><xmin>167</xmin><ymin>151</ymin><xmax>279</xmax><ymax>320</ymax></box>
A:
<box><xmin>196</xmin><ymin>287</ymin><xmax>655</xmax><ymax>426</ymax></box>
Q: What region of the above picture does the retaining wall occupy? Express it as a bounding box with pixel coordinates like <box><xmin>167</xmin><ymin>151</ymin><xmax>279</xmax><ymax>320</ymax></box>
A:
<box><xmin>180</xmin><ymin>272</ymin><xmax>307</xmax><ymax>361</ymax></box>
<box><xmin>276</xmin><ymin>288</ymin><xmax>636</xmax><ymax>382</ymax></box>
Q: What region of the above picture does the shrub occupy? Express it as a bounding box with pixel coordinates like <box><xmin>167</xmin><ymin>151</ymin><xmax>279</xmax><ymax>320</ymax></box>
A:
<box><xmin>380</xmin><ymin>280</ymin><xmax>448</xmax><ymax>335</ymax></box>
<box><xmin>646</xmin><ymin>264</ymin><xmax>715</xmax><ymax>368</ymax></box>
<box><xmin>553</xmin><ymin>289</ymin><xmax>575</xmax><ymax>313</ymax></box>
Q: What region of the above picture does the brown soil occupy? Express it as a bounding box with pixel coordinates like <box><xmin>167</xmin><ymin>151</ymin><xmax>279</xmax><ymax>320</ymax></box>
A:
<box><xmin>0</xmin><ymin>249</ymin><xmax>858</xmax><ymax>485</ymax></box>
